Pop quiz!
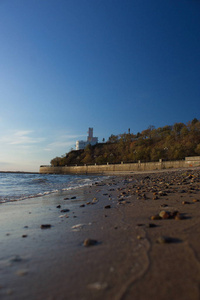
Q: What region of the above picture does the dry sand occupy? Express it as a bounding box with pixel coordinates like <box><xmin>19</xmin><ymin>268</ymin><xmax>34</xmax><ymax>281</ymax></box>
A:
<box><xmin>1</xmin><ymin>168</ymin><xmax>200</xmax><ymax>300</ymax></box>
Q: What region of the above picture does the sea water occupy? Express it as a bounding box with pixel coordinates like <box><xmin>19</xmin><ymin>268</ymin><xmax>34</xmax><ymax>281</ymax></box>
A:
<box><xmin>0</xmin><ymin>172</ymin><xmax>106</xmax><ymax>203</ymax></box>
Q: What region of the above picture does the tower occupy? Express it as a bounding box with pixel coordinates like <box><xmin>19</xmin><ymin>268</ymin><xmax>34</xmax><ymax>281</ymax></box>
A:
<box><xmin>87</xmin><ymin>128</ymin><xmax>93</xmax><ymax>142</ymax></box>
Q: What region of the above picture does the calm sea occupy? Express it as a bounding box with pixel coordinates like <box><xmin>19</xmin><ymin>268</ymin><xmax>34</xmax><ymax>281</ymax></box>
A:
<box><xmin>0</xmin><ymin>172</ymin><xmax>106</xmax><ymax>203</ymax></box>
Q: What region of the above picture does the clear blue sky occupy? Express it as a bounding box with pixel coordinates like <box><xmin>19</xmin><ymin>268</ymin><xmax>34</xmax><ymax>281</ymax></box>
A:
<box><xmin>0</xmin><ymin>0</ymin><xmax>200</xmax><ymax>171</ymax></box>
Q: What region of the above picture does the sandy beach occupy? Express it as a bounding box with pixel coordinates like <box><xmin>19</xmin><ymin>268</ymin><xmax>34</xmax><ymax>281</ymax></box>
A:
<box><xmin>1</xmin><ymin>168</ymin><xmax>200</xmax><ymax>300</ymax></box>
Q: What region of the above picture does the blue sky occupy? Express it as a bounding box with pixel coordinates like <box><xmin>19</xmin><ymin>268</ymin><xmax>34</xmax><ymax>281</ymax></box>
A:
<box><xmin>0</xmin><ymin>0</ymin><xmax>200</xmax><ymax>171</ymax></box>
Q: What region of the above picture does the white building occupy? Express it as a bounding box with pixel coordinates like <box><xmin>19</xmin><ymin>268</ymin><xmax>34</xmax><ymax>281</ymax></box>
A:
<box><xmin>76</xmin><ymin>128</ymin><xmax>98</xmax><ymax>150</ymax></box>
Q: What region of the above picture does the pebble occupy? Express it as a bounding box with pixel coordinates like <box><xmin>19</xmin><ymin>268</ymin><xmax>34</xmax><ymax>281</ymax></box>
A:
<box><xmin>10</xmin><ymin>255</ymin><xmax>22</xmax><ymax>263</ymax></box>
<box><xmin>151</xmin><ymin>215</ymin><xmax>162</xmax><ymax>220</ymax></box>
<box><xmin>59</xmin><ymin>214</ymin><xmax>69</xmax><ymax>218</ymax></box>
<box><xmin>71</xmin><ymin>196</ymin><xmax>76</xmax><ymax>199</ymax></box>
<box><xmin>147</xmin><ymin>223</ymin><xmax>157</xmax><ymax>228</ymax></box>
<box><xmin>22</xmin><ymin>235</ymin><xmax>28</xmax><ymax>238</ymax></box>
<box><xmin>16</xmin><ymin>269</ymin><xmax>28</xmax><ymax>276</ymax></box>
<box><xmin>174</xmin><ymin>214</ymin><xmax>184</xmax><ymax>220</ymax></box>
<box><xmin>60</xmin><ymin>209</ymin><xmax>70</xmax><ymax>213</ymax></box>
<box><xmin>159</xmin><ymin>211</ymin><xmax>170</xmax><ymax>219</ymax></box>
<box><xmin>157</xmin><ymin>236</ymin><xmax>181</xmax><ymax>244</ymax></box>
<box><xmin>72</xmin><ymin>224</ymin><xmax>85</xmax><ymax>231</ymax></box>
<box><xmin>104</xmin><ymin>205</ymin><xmax>111</xmax><ymax>209</ymax></box>
<box><xmin>182</xmin><ymin>201</ymin><xmax>190</xmax><ymax>205</ymax></box>
<box><xmin>157</xmin><ymin>236</ymin><xmax>173</xmax><ymax>244</ymax></box>
<box><xmin>56</xmin><ymin>205</ymin><xmax>61</xmax><ymax>208</ymax></box>
<box><xmin>192</xmin><ymin>199</ymin><xmax>198</xmax><ymax>202</ymax></box>
<box><xmin>87</xmin><ymin>282</ymin><xmax>108</xmax><ymax>290</ymax></box>
<box><xmin>40</xmin><ymin>224</ymin><xmax>51</xmax><ymax>229</ymax></box>
<box><xmin>80</xmin><ymin>204</ymin><xmax>85</xmax><ymax>207</ymax></box>
<box><xmin>158</xmin><ymin>191</ymin><xmax>164</xmax><ymax>196</ymax></box>
<box><xmin>83</xmin><ymin>238</ymin><xmax>98</xmax><ymax>247</ymax></box>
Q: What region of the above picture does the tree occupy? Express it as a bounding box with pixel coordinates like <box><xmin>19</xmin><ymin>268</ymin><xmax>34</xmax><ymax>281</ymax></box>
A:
<box><xmin>108</xmin><ymin>134</ymin><xmax>119</xmax><ymax>143</ymax></box>
<box><xmin>50</xmin><ymin>157</ymin><xmax>61</xmax><ymax>166</ymax></box>
<box><xmin>191</xmin><ymin>118</ymin><xmax>198</xmax><ymax>125</ymax></box>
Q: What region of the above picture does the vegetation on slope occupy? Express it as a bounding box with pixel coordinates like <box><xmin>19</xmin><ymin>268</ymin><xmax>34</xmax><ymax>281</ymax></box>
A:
<box><xmin>50</xmin><ymin>119</ymin><xmax>200</xmax><ymax>166</ymax></box>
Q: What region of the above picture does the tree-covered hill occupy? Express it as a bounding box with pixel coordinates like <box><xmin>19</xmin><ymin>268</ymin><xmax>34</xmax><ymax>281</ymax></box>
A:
<box><xmin>50</xmin><ymin>119</ymin><xmax>200</xmax><ymax>167</ymax></box>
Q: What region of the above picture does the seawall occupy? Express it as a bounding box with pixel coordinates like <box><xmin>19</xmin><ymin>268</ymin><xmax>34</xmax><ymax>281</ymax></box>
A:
<box><xmin>39</xmin><ymin>156</ymin><xmax>200</xmax><ymax>174</ymax></box>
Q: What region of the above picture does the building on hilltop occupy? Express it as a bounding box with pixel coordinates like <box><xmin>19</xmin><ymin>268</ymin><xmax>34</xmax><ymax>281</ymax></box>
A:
<box><xmin>76</xmin><ymin>128</ymin><xmax>98</xmax><ymax>150</ymax></box>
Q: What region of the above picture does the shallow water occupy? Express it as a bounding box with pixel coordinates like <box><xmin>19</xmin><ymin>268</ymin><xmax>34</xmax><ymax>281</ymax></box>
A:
<box><xmin>0</xmin><ymin>172</ymin><xmax>107</xmax><ymax>203</ymax></box>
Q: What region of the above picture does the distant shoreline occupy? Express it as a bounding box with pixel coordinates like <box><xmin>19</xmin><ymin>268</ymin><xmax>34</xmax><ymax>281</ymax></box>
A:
<box><xmin>0</xmin><ymin>171</ymin><xmax>39</xmax><ymax>174</ymax></box>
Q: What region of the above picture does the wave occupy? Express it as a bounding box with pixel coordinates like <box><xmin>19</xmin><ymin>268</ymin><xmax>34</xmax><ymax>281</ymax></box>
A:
<box><xmin>0</xmin><ymin>174</ymin><xmax>110</xmax><ymax>203</ymax></box>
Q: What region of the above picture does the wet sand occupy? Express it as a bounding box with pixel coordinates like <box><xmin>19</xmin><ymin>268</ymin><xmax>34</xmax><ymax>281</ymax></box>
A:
<box><xmin>1</xmin><ymin>168</ymin><xmax>200</xmax><ymax>300</ymax></box>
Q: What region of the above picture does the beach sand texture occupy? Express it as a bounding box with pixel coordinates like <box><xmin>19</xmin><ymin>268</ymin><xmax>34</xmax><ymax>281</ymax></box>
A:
<box><xmin>1</xmin><ymin>168</ymin><xmax>200</xmax><ymax>300</ymax></box>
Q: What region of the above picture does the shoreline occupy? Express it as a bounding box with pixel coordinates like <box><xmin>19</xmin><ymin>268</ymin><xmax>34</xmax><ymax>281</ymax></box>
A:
<box><xmin>1</xmin><ymin>167</ymin><xmax>200</xmax><ymax>299</ymax></box>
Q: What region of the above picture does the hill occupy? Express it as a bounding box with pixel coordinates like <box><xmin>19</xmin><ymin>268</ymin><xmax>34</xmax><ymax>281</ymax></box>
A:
<box><xmin>50</xmin><ymin>119</ymin><xmax>200</xmax><ymax>167</ymax></box>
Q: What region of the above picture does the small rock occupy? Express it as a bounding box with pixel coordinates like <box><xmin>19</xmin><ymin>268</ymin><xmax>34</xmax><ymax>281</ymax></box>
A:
<box><xmin>157</xmin><ymin>236</ymin><xmax>171</xmax><ymax>244</ymax></box>
<box><xmin>80</xmin><ymin>204</ymin><xmax>85</xmax><ymax>207</ymax></box>
<box><xmin>16</xmin><ymin>269</ymin><xmax>28</xmax><ymax>276</ymax></box>
<box><xmin>158</xmin><ymin>191</ymin><xmax>167</xmax><ymax>196</ymax></box>
<box><xmin>192</xmin><ymin>199</ymin><xmax>199</xmax><ymax>202</ymax></box>
<box><xmin>87</xmin><ymin>282</ymin><xmax>108</xmax><ymax>290</ymax></box>
<box><xmin>59</xmin><ymin>214</ymin><xmax>69</xmax><ymax>218</ymax></box>
<box><xmin>10</xmin><ymin>255</ymin><xmax>22</xmax><ymax>263</ymax></box>
<box><xmin>157</xmin><ymin>236</ymin><xmax>180</xmax><ymax>244</ymax></box>
<box><xmin>71</xmin><ymin>196</ymin><xmax>76</xmax><ymax>199</ymax></box>
<box><xmin>147</xmin><ymin>223</ymin><xmax>158</xmax><ymax>228</ymax></box>
<box><xmin>56</xmin><ymin>205</ymin><xmax>61</xmax><ymax>208</ymax></box>
<box><xmin>151</xmin><ymin>215</ymin><xmax>162</xmax><ymax>220</ymax></box>
<box><xmin>83</xmin><ymin>238</ymin><xmax>98</xmax><ymax>247</ymax></box>
<box><xmin>60</xmin><ymin>209</ymin><xmax>70</xmax><ymax>213</ymax></box>
<box><xmin>22</xmin><ymin>235</ymin><xmax>27</xmax><ymax>238</ymax></box>
<box><xmin>64</xmin><ymin>197</ymin><xmax>69</xmax><ymax>200</ymax></box>
<box><xmin>174</xmin><ymin>214</ymin><xmax>184</xmax><ymax>220</ymax></box>
<box><xmin>159</xmin><ymin>211</ymin><xmax>170</xmax><ymax>219</ymax></box>
<box><xmin>40</xmin><ymin>224</ymin><xmax>51</xmax><ymax>229</ymax></box>
<box><xmin>72</xmin><ymin>224</ymin><xmax>84</xmax><ymax>231</ymax></box>
<box><xmin>104</xmin><ymin>205</ymin><xmax>111</xmax><ymax>209</ymax></box>
<box><xmin>182</xmin><ymin>201</ymin><xmax>190</xmax><ymax>205</ymax></box>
